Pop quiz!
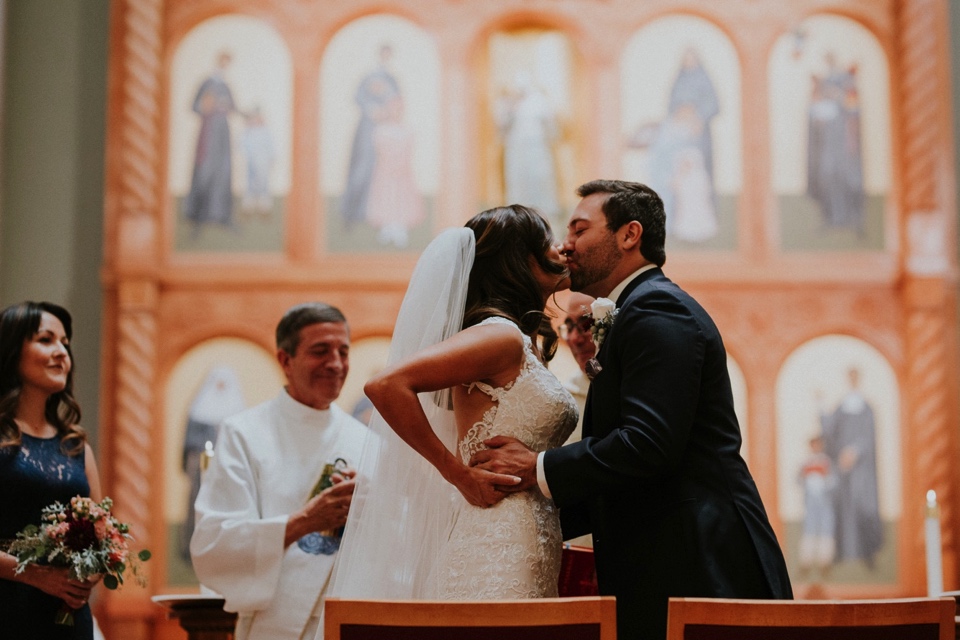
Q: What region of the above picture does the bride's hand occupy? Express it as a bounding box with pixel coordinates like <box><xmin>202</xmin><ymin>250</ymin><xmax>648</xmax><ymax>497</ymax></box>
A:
<box><xmin>450</xmin><ymin>465</ymin><xmax>519</xmax><ymax>508</ymax></box>
<box><xmin>469</xmin><ymin>436</ymin><xmax>538</xmax><ymax>493</ymax></box>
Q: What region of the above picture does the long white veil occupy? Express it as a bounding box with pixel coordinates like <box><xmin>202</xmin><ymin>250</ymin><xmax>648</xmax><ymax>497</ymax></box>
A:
<box><xmin>328</xmin><ymin>228</ymin><xmax>475</xmax><ymax>599</ymax></box>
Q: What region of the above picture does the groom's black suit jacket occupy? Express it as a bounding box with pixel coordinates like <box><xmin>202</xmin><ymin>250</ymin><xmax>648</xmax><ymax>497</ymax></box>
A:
<box><xmin>543</xmin><ymin>268</ymin><xmax>792</xmax><ymax>640</ymax></box>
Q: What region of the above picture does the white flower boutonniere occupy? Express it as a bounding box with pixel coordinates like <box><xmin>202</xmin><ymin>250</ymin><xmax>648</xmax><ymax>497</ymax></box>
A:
<box><xmin>584</xmin><ymin>298</ymin><xmax>619</xmax><ymax>380</ymax></box>
<box><xmin>589</xmin><ymin>298</ymin><xmax>619</xmax><ymax>348</ymax></box>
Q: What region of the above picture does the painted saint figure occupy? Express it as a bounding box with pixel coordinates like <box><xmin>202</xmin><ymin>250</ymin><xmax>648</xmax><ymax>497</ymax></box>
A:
<box><xmin>340</xmin><ymin>44</ymin><xmax>401</xmax><ymax>228</ymax></box>
<box><xmin>185</xmin><ymin>51</ymin><xmax>238</xmax><ymax>232</ymax></box>
<box><xmin>818</xmin><ymin>367</ymin><xmax>883</xmax><ymax>569</ymax></box>
<box><xmin>179</xmin><ymin>366</ymin><xmax>246</xmax><ymax>561</ymax></box>
<box><xmin>667</xmin><ymin>49</ymin><xmax>720</xmax><ymax>189</ymax></box>
<box><xmin>806</xmin><ymin>52</ymin><xmax>865</xmax><ymax>236</ymax></box>
<box><xmin>797</xmin><ymin>433</ymin><xmax>836</xmax><ymax>581</ymax></box>
<box><xmin>495</xmin><ymin>72</ymin><xmax>561</xmax><ymax>225</ymax></box>
<box><xmin>241</xmin><ymin>106</ymin><xmax>276</xmax><ymax>217</ymax></box>
<box><xmin>365</xmin><ymin>95</ymin><xmax>424</xmax><ymax>248</ymax></box>
<box><xmin>640</xmin><ymin>48</ymin><xmax>720</xmax><ymax>243</ymax></box>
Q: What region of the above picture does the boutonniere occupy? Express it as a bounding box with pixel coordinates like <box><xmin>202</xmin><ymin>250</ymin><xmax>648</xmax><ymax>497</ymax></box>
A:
<box><xmin>584</xmin><ymin>298</ymin><xmax>618</xmax><ymax>380</ymax></box>
<box><xmin>589</xmin><ymin>298</ymin><xmax>619</xmax><ymax>348</ymax></box>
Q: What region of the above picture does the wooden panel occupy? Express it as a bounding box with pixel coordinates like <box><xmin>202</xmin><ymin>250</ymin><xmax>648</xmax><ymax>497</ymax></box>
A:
<box><xmin>325</xmin><ymin>597</ymin><xmax>616</xmax><ymax>640</ymax></box>
<box><xmin>666</xmin><ymin>597</ymin><xmax>955</xmax><ymax>640</ymax></box>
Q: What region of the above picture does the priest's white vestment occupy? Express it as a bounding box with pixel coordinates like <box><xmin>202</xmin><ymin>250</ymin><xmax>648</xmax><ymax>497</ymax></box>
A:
<box><xmin>191</xmin><ymin>389</ymin><xmax>368</xmax><ymax>640</ymax></box>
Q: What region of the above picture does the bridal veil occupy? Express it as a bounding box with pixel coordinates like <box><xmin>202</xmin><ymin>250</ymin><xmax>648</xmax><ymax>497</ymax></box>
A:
<box><xmin>328</xmin><ymin>227</ymin><xmax>475</xmax><ymax>599</ymax></box>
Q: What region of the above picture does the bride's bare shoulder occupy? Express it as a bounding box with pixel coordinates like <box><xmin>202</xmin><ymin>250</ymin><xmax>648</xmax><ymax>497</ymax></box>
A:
<box><xmin>453</xmin><ymin>321</ymin><xmax>525</xmax><ymax>386</ymax></box>
<box><xmin>460</xmin><ymin>318</ymin><xmax>524</xmax><ymax>352</ymax></box>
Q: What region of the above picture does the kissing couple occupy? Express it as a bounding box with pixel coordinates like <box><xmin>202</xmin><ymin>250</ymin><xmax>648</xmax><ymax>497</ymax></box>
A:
<box><xmin>326</xmin><ymin>179</ymin><xmax>792</xmax><ymax>640</ymax></box>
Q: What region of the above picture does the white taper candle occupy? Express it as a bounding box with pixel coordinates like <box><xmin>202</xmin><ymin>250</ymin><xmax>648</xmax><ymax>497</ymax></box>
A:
<box><xmin>925</xmin><ymin>489</ymin><xmax>943</xmax><ymax>597</ymax></box>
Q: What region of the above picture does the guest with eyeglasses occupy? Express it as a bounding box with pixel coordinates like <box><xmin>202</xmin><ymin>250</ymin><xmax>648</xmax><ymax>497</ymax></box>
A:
<box><xmin>558</xmin><ymin>292</ymin><xmax>597</xmax><ymax>549</ymax></box>
<box><xmin>559</xmin><ymin>292</ymin><xmax>596</xmax><ymax>445</ymax></box>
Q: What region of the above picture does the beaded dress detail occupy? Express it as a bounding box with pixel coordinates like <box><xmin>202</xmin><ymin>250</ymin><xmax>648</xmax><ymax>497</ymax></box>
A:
<box><xmin>437</xmin><ymin>317</ymin><xmax>577</xmax><ymax>599</ymax></box>
<box><xmin>0</xmin><ymin>433</ymin><xmax>93</xmax><ymax>638</ymax></box>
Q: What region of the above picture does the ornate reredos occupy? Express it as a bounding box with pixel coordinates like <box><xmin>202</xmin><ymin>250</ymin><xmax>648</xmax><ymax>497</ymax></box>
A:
<box><xmin>100</xmin><ymin>0</ymin><xmax>958</xmax><ymax>632</ymax></box>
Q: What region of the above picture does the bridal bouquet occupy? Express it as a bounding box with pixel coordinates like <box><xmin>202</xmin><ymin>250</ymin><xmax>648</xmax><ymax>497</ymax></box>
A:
<box><xmin>8</xmin><ymin>495</ymin><xmax>151</xmax><ymax>625</ymax></box>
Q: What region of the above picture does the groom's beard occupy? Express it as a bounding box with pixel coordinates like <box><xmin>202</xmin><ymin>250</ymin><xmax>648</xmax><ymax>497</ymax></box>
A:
<box><xmin>570</xmin><ymin>233</ymin><xmax>620</xmax><ymax>293</ymax></box>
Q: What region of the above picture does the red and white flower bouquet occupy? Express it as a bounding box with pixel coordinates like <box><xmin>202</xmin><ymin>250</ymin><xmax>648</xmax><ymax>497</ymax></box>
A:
<box><xmin>8</xmin><ymin>495</ymin><xmax>151</xmax><ymax>625</ymax></box>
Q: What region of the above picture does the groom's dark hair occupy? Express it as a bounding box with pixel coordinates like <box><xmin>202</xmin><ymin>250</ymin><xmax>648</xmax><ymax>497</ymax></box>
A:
<box><xmin>577</xmin><ymin>179</ymin><xmax>667</xmax><ymax>267</ymax></box>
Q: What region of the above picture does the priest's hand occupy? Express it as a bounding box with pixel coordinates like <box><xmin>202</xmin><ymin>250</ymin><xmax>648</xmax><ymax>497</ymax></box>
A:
<box><xmin>283</xmin><ymin>478</ymin><xmax>356</xmax><ymax>548</ymax></box>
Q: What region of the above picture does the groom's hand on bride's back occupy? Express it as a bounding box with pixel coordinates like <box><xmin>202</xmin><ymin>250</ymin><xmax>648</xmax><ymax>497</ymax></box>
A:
<box><xmin>470</xmin><ymin>436</ymin><xmax>539</xmax><ymax>495</ymax></box>
<box><xmin>454</xmin><ymin>466</ymin><xmax>520</xmax><ymax>508</ymax></box>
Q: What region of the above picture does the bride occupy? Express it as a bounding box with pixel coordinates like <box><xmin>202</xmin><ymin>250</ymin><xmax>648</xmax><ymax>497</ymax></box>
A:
<box><xmin>327</xmin><ymin>205</ymin><xmax>577</xmax><ymax>602</ymax></box>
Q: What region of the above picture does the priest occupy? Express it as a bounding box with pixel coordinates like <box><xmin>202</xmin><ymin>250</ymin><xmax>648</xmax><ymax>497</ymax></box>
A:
<box><xmin>191</xmin><ymin>302</ymin><xmax>369</xmax><ymax>640</ymax></box>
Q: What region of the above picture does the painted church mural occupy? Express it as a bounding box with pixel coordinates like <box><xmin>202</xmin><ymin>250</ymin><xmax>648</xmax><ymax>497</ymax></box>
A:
<box><xmin>776</xmin><ymin>335</ymin><xmax>901</xmax><ymax>595</ymax></box>
<box><xmin>164</xmin><ymin>339</ymin><xmax>284</xmax><ymax>585</ymax></box>
<box><xmin>769</xmin><ymin>15</ymin><xmax>891</xmax><ymax>252</ymax></box>
<box><xmin>620</xmin><ymin>15</ymin><xmax>742</xmax><ymax>252</ymax></box>
<box><xmin>484</xmin><ymin>28</ymin><xmax>579</xmax><ymax>235</ymax></box>
<box><xmin>167</xmin><ymin>15</ymin><xmax>293</xmax><ymax>253</ymax></box>
<box><xmin>320</xmin><ymin>14</ymin><xmax>440</xmax><ymax>253</ymax></box>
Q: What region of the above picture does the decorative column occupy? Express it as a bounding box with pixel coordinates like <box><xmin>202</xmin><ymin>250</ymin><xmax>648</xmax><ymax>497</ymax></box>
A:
<box><xmin>108</xmin><ymin>0</ymin><xmax>163</xmax><ymax>538</ymax></box>
<box><xmin>101</xmin><ymin>0</ymin><xmax>164</xmax><ymax>636</ymax></box>
<box><xmin>112</xmin><ymin>282</ymin><xmax>159</xmax><ymax>548</ymax></box>
<box><xmin>896</xmin><ymin>0</ymin><xmax>960</xmax><ymax>594</ymax></box>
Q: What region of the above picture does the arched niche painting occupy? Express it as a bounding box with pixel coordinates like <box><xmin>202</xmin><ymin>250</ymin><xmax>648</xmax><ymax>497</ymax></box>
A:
<box><xmin>338</xmin><ymin>335</ymin><xmax>391</xmax><ymax>424</ymax></box>
<box><xmin>769</xmin><ymin>16</ymin><xmax>891</xmax><ymax>252</ymax></box>
<box><xmin>775</xmin><ymin>335</ymin><xmax>901</xmax><ymax>595</ymax></box>
<box><xmin>483</xmin><ymin>28</ymin><xmax>578</xmax><ymax>235</ymax></box>
<box><xmin>320</xmin><ymin>15</ymin><xmax>440</xmax><ymax>253</ymax></box>
<box><xmin>168</xmin><ymin>15</ymin><xmax>293</xmax><ymax>253</ymax></box>
<box><xmin>163</xmin><ymin>338</ymin><xmax>284</xmax><ymax>585</ymax></box>
<box><xmin>728</xmin><ymin>354</ymin><xmax>748</xmax><ymax>462</ymax></box>
<box><xmin>620</xmin><ymin>16</ymin><xmax>742</xmax><ymax>252</ymax></box>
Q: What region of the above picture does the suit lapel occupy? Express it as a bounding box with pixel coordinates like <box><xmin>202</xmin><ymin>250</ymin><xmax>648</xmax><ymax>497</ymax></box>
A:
<box><xmin>595</xmin><ymin>268</ymin><xmax>662</xmax><ymax>363</ymax></box>
<box><xmin>615</xmin><ymin>267</ymin><xmax>661</xmax><ymax>308</ymax></box>
<box><xmin>582</xmin><ymin>268</ymin><xmax>663</xmax><ymax>437</ymax></box>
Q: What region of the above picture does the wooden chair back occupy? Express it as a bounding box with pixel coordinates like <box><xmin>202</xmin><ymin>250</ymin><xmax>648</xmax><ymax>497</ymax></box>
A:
<box><xmin>324</xmin><ymin>596</ymin><xmax>617</xmax><ymax>640</ymax></box>
<box><xmin>666</xmin><ymin>597</ymin><xmax>956</xmax><ymax>640</ymax></box>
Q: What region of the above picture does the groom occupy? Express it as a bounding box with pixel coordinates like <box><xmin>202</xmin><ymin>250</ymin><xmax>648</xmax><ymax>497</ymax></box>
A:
<box><xmin>472</xmin><ymin>180</ymin><xmax>793</xmax><ymax>640</ymax></box>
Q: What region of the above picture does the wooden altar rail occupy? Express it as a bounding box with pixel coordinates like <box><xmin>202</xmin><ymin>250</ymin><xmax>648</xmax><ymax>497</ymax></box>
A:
<box><xmin>151</xmin><ymin>543</ymin><xmax>597</xmax><ymax>638</ymax></box>
<box><xmin>666</xmin><ymin>596</ymin><xmax>956</xmax><ymax>640</ymax></box>
<box><xmin>154</xmin><ymin>593</ymin><xmax>959</xmax><ymax>640</ymax></box>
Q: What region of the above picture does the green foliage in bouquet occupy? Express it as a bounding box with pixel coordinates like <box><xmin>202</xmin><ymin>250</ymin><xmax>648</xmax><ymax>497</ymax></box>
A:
<box><xmin>8</xmin><ymin>496</ymin><xmax>151</xmax><ymax>624</ymax></box>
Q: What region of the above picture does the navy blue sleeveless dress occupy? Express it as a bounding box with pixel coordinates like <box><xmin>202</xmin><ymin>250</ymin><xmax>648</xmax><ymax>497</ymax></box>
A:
<box><xmin>1</xmin><ymin>433</ymin><xmax>93</xmax><ymax>639</ymax></box>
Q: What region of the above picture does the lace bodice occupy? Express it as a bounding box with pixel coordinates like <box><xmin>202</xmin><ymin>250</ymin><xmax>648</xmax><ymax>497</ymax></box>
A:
<box><xmin>438</xmin><ymin>316</ymin><xmax>578</xmax><ymax>600</ymax></box>
<box><xmin>458</xmin><ymin>316</ymin><xmax>577</xmax><ymax>462</ymax></box>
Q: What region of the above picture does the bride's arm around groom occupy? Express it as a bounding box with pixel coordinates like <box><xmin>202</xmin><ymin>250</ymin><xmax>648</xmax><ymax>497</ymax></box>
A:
<box><xmin>472</xmin><ymin>180</ymin><xmax>792</xmax><ymax>640</ymax></box>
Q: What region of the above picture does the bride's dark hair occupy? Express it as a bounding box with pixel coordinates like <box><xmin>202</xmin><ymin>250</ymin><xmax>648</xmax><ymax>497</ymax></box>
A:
<box><xmin>462</xmin><ymin>204</ymin><xmax>565</xmax><ymax>362</ymax></box>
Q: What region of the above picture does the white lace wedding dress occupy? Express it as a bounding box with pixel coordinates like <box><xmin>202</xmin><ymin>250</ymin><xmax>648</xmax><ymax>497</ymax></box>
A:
<box><xmin>437</xmin><ymin>317</ymin><xmax>578</xmax><ymax>599</ymax></box>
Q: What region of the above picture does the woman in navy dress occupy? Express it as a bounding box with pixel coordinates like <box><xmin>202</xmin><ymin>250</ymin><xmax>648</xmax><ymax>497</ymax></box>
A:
<box><xmin>0</xmin><ymin>301</ymin><xmax>103</xmax><ymax>639</ymax></box>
